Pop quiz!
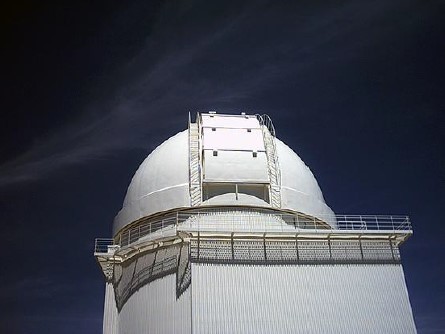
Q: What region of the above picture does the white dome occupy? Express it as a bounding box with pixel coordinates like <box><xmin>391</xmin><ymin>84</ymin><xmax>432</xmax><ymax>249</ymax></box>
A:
<box><xmin>113</xmin><ymin>116</ymin><xmax>335</xmax><ymax>234</ymax></box>
<box><xmin>276</xmin><ymin>139</ymin><xmax>335</xmax><ymax>221</ymax></box>
<box><xmin>114</xmin><ymin>130</ymin><xmax>190</xmax><ymax>234</ymax></box>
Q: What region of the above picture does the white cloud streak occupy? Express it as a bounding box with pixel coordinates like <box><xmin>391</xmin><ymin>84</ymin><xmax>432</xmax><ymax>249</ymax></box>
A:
<box><xmin>0</xmin><ymin>0</ymin><xmax>401</xmax><ymax>187</ymax></box>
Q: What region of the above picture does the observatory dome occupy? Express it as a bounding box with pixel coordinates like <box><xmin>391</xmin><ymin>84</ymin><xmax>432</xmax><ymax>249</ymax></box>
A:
<box><xmin>113</xmin><ymin>115</ymin><xmax>335</xmax><ymax>234</ymax></box>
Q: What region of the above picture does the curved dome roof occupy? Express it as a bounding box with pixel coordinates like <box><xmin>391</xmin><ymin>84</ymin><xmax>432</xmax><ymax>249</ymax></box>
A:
<box><xmin>113</xmin><ymin>115</ymin><xmax>335</xmax><ymax>234</ymax></box>
<box><xmin>114</xmin><ymin>130</ymin><xmax>190</xmax><ymax>234</ymax></box>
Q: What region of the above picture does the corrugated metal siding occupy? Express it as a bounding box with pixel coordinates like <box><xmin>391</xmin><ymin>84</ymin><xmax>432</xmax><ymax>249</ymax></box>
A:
<box><xmin>118</xmin><ymin>273</ymin><xmax>191</xmax><ymax>334</ymax></box>
<box><xmin>191</xmin><ymin>263</ymin><xmax>416</xmax><ymax>334</ymax></box>
<box><xmin>103</xmin><ymin>283</ymin><xmax>119</xmax><ymax>334</ymax></box>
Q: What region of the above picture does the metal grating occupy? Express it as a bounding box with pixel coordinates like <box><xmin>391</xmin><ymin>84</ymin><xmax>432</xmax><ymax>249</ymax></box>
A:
<box><xmin>190</xmin><ymin>238</ymin><xmax>401</xmax><ymax>265</ymax></box>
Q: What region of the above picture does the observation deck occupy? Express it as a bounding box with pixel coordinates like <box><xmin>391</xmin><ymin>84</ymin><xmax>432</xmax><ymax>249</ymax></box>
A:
<box><xmin>94</xmin><ymin>208</ymin><xmax>412</xmax><ymax>278</ymax></box>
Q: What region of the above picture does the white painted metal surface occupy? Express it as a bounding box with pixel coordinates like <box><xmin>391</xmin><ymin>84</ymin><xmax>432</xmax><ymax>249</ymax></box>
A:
<box><xmin>103</xmin><ymin>283</ymin><xmax>119</xmax><ymax>334</ymax></box>
<box><xmin>202</xmin><ymin>127</ymin><xmax>265</xmax><ymax>151</ymax></box>
<box><xmin>201</xmin><ymin>113</ymin><xmax>260</xmax><ymax>129</ymax></box>
<box><xmin>203</xmin><ymin>150</ymin><xmax>269</xmax><ymax>182</ymax></box>
<box><xmin>102</xmin><ymin>261</ymin><xmax>416</xmax><ymax>334</ymax></box>
<box><xmin>113</xmin><ymin>131</ymin><xmax>191</xmax><ymax>233</ymax></box>
<box><xmin>98</xmin><ymin>113</ymin><xmax>416</xmax><ymax>334</ymax></box>
<box><xmin>191</xmin><ymin>263</ymin><xmax>417</xmax><ymax>334</ymax></box>
<box><xmin>277</xmin><ymin>139</ymin><xmax>335</xmax><ymax>223</ymax></box>
<box><xmin>113</xmin><ymin>114</ymin><xmax>335</xmax><ymax>234</ymax></box>
<box><xmin>103</xmin><ymin>274</ymin><xmax>191</xmax><ymax>334</ymax></box>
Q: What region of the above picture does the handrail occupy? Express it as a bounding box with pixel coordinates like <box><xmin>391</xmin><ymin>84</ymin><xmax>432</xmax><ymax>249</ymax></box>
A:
<box><xmin>99</xmin><ymin>208</ymin><xmax>413</xmax><ymax>249</ymax></box>
<box><xmin>256</xmin><ymin>114</ymin><xmax>281</xmax><ymax>208</ymax></box>
<box><xmin>94</xmin><ymin>238</ymin><xmax>115</xmax><ymax>253</ymax></box>
<box><xmin>256</xmin><ymin>114</ymin><xmax>276</xmax><ymax>137</ymax></box>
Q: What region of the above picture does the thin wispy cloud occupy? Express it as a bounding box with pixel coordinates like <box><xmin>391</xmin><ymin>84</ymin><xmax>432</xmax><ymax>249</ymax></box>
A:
<box><xmin>0</xmin><ymin>0</ymin><xmax>404</xmax><ymax>187</ymax></box>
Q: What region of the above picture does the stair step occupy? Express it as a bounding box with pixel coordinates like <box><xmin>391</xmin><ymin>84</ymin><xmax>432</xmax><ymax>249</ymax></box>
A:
<box><xmin>261</xmin><ymin>124</ymin><xmax>281</xmax><ymax>208</ymax></box>
<box><xmin>189</xmin><ymin>123</ymin><xmax>202</xmax><ymax>206</ymax></box>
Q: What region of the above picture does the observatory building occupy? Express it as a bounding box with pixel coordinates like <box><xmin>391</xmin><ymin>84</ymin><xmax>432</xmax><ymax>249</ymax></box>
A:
<box><xmin>94</xmin><ymin>112</ymin><xmax>416</xmax><ymax>333</ymax></box>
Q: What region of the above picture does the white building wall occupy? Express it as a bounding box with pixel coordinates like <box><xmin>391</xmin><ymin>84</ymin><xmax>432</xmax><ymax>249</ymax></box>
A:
<box><xmin>191</xmin><ymin>263</ymin><xmax>416</xmax><ymax>334</ymax></box>
<box><xmin>103</xmin><ymin>283</ymin><xmax>119</xmax><ymax>334</ymax></box>
<box><xmin>117</xmin><ymin>274</ymin><xmax>191</xmax><ymax>334</ymax></box>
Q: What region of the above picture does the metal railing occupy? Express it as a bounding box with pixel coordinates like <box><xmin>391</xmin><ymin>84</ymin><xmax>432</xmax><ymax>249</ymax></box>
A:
<box><xmin>94</xmin><ymin>238</ymin><xmax>116</xmax><ymax>253</ymax></box>
<box><xmin>177</xmin><ymin>212</ymin><xmax>412</xmax><ymax>236</ymax></box>
<box><xmin>256</xmin><ymin>114</ymin><xmax>276</xmax><ymax>137</ymax></box>
<box><xmin>256</xmin><ymin>114</ymin><xmax>281</xmax><ymax>208</ymax></box>
<box><xmin>188</xmin><ymin>121</ymin><xmax>202</xmax><ymax>206</ymax></box>
<box><xmin>93</xmin><ymin>209</ymin><xmax>412</xmax><ymax>252</ymax></box>
<box><xmin>335</xmin><ymin>215</ymin><xmax>412</xmax><ymax>231</ymax></box>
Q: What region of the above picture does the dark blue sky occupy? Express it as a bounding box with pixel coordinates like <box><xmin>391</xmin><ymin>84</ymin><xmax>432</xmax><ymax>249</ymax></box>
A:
<box><xmin>1</xmin><ymin>1</ymin><xmax>444</xmax><ymax>333</ymax></box>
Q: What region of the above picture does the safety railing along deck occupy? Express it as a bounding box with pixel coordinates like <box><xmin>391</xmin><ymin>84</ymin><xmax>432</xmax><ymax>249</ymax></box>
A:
<box><xmin>94</xmin><ymin>209</ymin><xmax>413</xmax><ymax>253</ymax></box>
<box><xmin>94</xmin><ymin>238</ymin><xmax>116</xmax><ymax>254</ymax></box>
<box><xmin>177</xmin><ymin>212</ymin><xmax>412</xmax><ymax>237</ymax></box>
<box><xmin>335</xmin><ymin>215</ymin><xmax>412</xmax><ymax>231</ymax></box>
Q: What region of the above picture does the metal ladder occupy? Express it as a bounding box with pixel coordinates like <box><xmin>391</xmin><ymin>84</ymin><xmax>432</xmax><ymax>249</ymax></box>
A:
<box><xmin>258</xmin><ymin>115</ymin><xmax>281</xmax><ymax>208</ymax></box>
<box><xmin>189</xmin><ymin>122</ymin><xmax>202</xmax><ymax>206</ymax></box>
